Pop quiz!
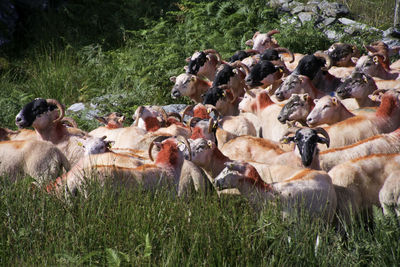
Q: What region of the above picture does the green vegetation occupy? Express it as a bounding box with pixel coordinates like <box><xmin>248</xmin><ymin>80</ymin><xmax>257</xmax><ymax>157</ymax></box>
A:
<box><xmin>0</xmin><ymin>0</ymin><xmax>399</xmax><ymax>264</ymax></box>
<box><xmin>1</xmin><ymin>178</ymin><xmax>400</xmax><ymax>265</ymax></box>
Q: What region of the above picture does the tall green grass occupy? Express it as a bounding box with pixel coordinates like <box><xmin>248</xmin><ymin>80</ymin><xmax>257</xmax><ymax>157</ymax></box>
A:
<box><xmin>1</xmin><ymin>177</ymin><xmax>399</xmax><ymax>265</ymax></box>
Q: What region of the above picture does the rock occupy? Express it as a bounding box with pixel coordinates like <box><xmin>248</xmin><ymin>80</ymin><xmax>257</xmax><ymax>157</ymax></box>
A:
<box><xmin>383</xmin><ymin>27</ymin><xmax>400</xmax><ymax>39</ymax></box>
<box><xmin>304</xmin><ymin>3</ymin><xmax>320</xmax><ymax>14</ymax></box>
<box><xmin>323</xmin><ymin>29</ymin><xmax>344</xmax><ymax>41</ymax></box>
<box><xmin>297</xmin><ymin>12</ymin><xmax>316</xmax><ymax>24</ymax></box>
<box><xmin>344</xmin><ymin>26</ymin><xmax>359</xmax><ymax>35</ymax></box>
<box><xmin>291</xmin><ymin>4</ymin><xmax>305</xmax><ymax>14</ymax></box>
<box><xmin>322</xmin><ymin>17</ymin><xmax>336</xmax><ymax>26</ymax></box>
<box><xmin>318</xmin><ymin>1</ymin><xmax>349</xmax><ymax>17</ymax></box>
<box><xmin>382</xmin><ymin>38</ymin><xmax>400</xmax><ymax>55</ymax></box>
<box><xmin>68</xmin><ymin>103</ymin><xmax>86</xmax><ymax>112</ymax></box>
<box><xmin>269</xmin><ymin>0</ymin><xmax>293</xmax><ymax>8</ymax></box>
<box><xmin>338</xmin><ymin>17</ymin><xmax>356</xmax><ymax>25</ymax></box>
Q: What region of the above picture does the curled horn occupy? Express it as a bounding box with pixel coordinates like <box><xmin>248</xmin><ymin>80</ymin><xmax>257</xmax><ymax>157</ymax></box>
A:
<box><xmin>187</xmin><ymin>117</ymin><xmax>202</xmax><ymax>128</ymax></box>
<box><xmin>148</xmin><ymin>135</ymin><xmax>171</xmax><ymax>162</ymax></box>
<box><xmin>46</xmin><ymin>99</ymin><xmax>65</xmax><ymax>123</ymax></box>
<box><xmin>231</xmin><ymin>60</ymin><xmax>249</xmax><ymax>76</ymax></box>
<box><xmin>275</xmin><ymin>47</ymin><xmax>294</xmax><ymax>63</ymax></box>
<box><xmin>204</xmin><ymin>104</ymin><xmax>220</xmax><ymax>117</ymax></box>
<box><xmin>168</xmin><ymin>112</ymin><xmax>183</xmax><ymax>122</ymax></box>
<box><xmin>204</xmin><ymin>49</ymin><xmax>222</xmax><ymax>63</ymax></box>
<box><xmin>181</xmin><ymin>105</ymin><xmax>194</xmax><ymax>121</ymax></box>
<box><xmin>176</xmin><ymin>135</ymin><xmax>192</xmax><ymax>161</ymax></box>
<box><xmin>313</xmin><ymin>127</ymin><xmax>330</xmax><ymax>147</ymax></box>
<box><xmin>62</xmin><ymin>117</ymin><xmax>78</xmax><ymax>128</ymax></box>
<box><xmin>133</xmin><ymin>106</ymin><xmax>144</xmax><ymax>126</ymax></box>
<box><xmin>208</xmin><ymin>118</ymin><xmax>215</xmax><ymax>133</ymax></box>
<box><xmin>314</xmin><ymin>52</ymin><xmax>332</xmax><ymax>71</ymax></box>
<box><xmin>267</xmin><ymin>29</ymin><xmax>280</xmax><ymax>37</ymax></box>
<box><xmin>153</xmin><ymin>106</ymin><xmax>168</xmax><ymax>126</ymax></box>
<box><xmin>372</xmin><ymin>88</ymin><xmax>389</xmax><ymax>96</ymax></box>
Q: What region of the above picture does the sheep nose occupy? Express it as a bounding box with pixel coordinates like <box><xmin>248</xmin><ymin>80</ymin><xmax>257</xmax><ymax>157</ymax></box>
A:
<box><xmin>277</xmin><ymin>115</ymin><xmax>285</xmax><ymax>123</ymax></box>
<box><xmin>16</xmin><ymin>116</ymin><xmax>22</xmax><ymax>122</ymax></box>
<box><xmin>307</xmin><ymin>117</ymin><xmax>313</xmax><ymax>123</ymax></box>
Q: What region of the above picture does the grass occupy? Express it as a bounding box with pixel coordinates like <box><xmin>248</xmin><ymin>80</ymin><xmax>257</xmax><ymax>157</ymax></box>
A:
<box><xmin>0</xmin><ymin>0</ymin><xmax>399</xmax><ymax>264</ymax></box>
<box><xmin>0</xmin><ymin>177</ymin><xmax>400</xmax><ymax>265</ymax></box>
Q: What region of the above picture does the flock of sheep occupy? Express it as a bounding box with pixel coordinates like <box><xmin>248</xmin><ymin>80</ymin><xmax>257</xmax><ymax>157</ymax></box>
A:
<box><xmin>1</xmin><ymin>29</ymin><xmax>400</xmax><ymax>224</ymax></box>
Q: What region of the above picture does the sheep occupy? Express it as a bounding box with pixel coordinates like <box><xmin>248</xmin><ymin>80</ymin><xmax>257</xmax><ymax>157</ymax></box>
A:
<box><xmin>328</xmin><ymin>153</ymin><xmax>400</xmax><ymax>220</ymax></box>
<box><xmin>306</xmin><ymin>96</ymin><xmax>354</xmax><ymax>127</ymax></box>
<box><xmin>238</xmin><ymin>88</ymin><xmax>288</xmax><ymax>142</ymax></box>
<box><xmin>319</xmin><ymin>127</ymin><xmax>400</xmax><ymax>171</ymax></box>
<box><xmin>214</xmin><ymin>160</ymin><xmax>337</xmax><ymax>222</ymax></box>
<box><xmin>325</xmin><ymin>43</ymin><xmax>360</xmax><ymax>67</ymax></box>
<box><xmin>88</xmin><ymin>112</ymin><xmax>125</xmax><ymax>141</ymax></box>
<box><xmin>185</xmin><ymin>49</ymin><xmax>223</xmax><ymax>80</ymax></box>
<box><xmin>170</xmin><ymin>73</ymin><xmax>212</xmax><ymax>103</ymax></box>
<box><xmin>336</xmin><ymin>71</ymin><xmax>380</xmax><ymax>108</ymax></box>
<box><xmin>353</xmin><ymin>55</ymin><xmax>399</xmax><ymax>80</ymax></box>
<box><xmin>379</xmin><ymin>171</ymin><xmax>400</xmax><ymax>216</ymax></box>
<box><xmin>54</xmin><ymin>136</ymin><xmax>191</xmax><ymax>196</ymax></box>
<box><xmin>319</xmin><ymin>89</ymin><xmax>400</xmax><ymax>149</ymax></box>
<box><xmin>245</xmin><ymin>30</ymin><xmax>280</xmax><ymax>53</ymax></box>
<box><xmin>0</xmin><ymin>139</ymin><xmax>70</xmax><ymax>184</ymax></box>
<box><xmin>275</xmin><ymin>74</ymin><xmax>326</xmax><ymax>102</ymax></box>
<box><xmin>277</xmin><ymin>93</ymin><xmax>315</xmax><ymax>126</ymax></box>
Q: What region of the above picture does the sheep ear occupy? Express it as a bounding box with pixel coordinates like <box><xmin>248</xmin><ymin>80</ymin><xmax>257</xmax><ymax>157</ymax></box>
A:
<box><xmin>190</xmin><ymin>76</ymin><xmax>197</xmax><ymax>82</ymax></box>
<box><xmin>351</xmin><ymin>57</ymin><xmax>358</xmax><ymax>64</ymax></box>
<box><xmin>185</xmin><ymin>57</ymin><xmax>191</xmax><ymax>62</ymax></box>
<box><xmin>184</xmin><ymin>65</ymin><xmax>189</xmax><ymax>72</ymax></box>
<box><xmin>302</xmin><ymin>93</ymin><xmax>309</xmax><ymax>101</ymax></box>
<box><xmin>106</xmin><ymin>140</ymin><xmax>115</xmax><ymax>148</ymax></box>
<box><xmin>332</xmin><ymin>97</ymin><xmax>338</xmax><ymax>105</ymax></box>
<box><xmin>280</xmin><ymin>136</ymin><xmax>295</xmax><ymax>144</ymax></box>
<box><xmin>362</xmin><ymin>75</ymin><xmax>368</xmax><ymax>83</ymax></box>
<box><xmin>245</xmin><ymin>40</ymin><xmax>254</xmax><ymax>46</ymax></box>
<box><xmin>170</xmin><ymin>76</ymin><xmax>176</xmax><ymax>83</ymax></box>
<box><xmin>207</xmin><ymin>140</ymin><xmax>213</xmax><ymax>148</ymax></box>
<box><xmin>94</xmin><ymin>116</ymin><xmax>107</xmax><ymax>125</ymax></box>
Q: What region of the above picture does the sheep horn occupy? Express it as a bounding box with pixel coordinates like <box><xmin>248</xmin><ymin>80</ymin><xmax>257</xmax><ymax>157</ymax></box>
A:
<box><xmin>275</xmin><ymin>47</ymin><xmax>295</xmax><ymax>63</ymax></box>
<box><xmin>46</xmin><ymin>99</ymin><xmax>64</xmax><ymax>123</ymax></box>
<box><xmin>314</xmin><ymin>52</ymin><xmax>332</xmax><ymax>71</ymax></box>
<box><xmin>176</xmin><ymin>135</ymin><xmax>192</xmax><ymax>161</ymax></box>
<box><xmin>168</xmin><ymin>112</ymin><xmax>183</xmax><ymax>123</ymax></box>
<box><xmin>180</xmin><ymin>105</ymin><xmax>194</xmax><ymax>121</ymax></box>
<box><xmin>94</xmin><ymin>115</ymin><xmax>107</xmax><ymax>125</ymax></box>
<box><xmin>153</xmin><ymin>106</ymin><xmax>168</xmax><ymax>127</ymax></box>
<box><xmin>208</xmin><ymin>118</ymin><xmax>215</xmax><ymax>133</ymax></box>
<box><xmin>148</xmin><ymin>135</ymin><xmax>171</xmax><ymax>162</ymax></box>
<box><xmin>204</xmin><ymin>49</ymin><xmax>222</xmax><ymax>64</ymax></box>
<box><xmin>372</xmin><ymin>88</ymin><xmax>389</xmax><ymax>96</ymax></box>
<box><xmin>267</xmin><ymin>29</ymin><xmax>280</xmax><ymax>37</ymax></box>
<box><xmin>187</xmin><ymin>117</ymin><xmax>202</xmax><ymax>128</ymax></box>
<box><xmin>62</xmin><ymin>117</ymin><xmax>78</xmax><ymax>128</ymax></box>
<box><xmin>313</xmin><ymin>127</ymin><xmax>330</xmax><ymax>147</ymax></box>
<box><xmin>231</xmin><ymin>60</ymin><xmax>249</xmax><ymax>76</ymax></box>
<box><xmin>133</xmin><ymin>106</ymin><xmax>144</xmax><ymax>126</ymax></box>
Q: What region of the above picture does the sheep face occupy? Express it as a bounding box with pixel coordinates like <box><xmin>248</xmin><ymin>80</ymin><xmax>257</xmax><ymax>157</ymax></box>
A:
<box><xmin>284</xmin><ymin>128</ymin><xmax>329</xmax><ymax>167</ymax></box>
<box><xmin>187</xmin><ymin>51</ymin><xmax>207</xmax><ymax>75</ymax></box>
<box><xmin>214</xmin><ymin>167</ymin><xmax>241</xmax><ymax>190</ymax></box>
<box><xmin>278</xmin><ymin>94</ymin><xmax>310</xmax><ymax>124</ymax></box>
<box><xmin>275</xmin><ymin>74</ymin><xmax>304</xmax><ymax>101</ymax></box>
<box><xmin>245</xmin><ymin>60</ymin><xmax>279</xmax><ymax>88</ymax></box>
<box><xmin>306</xmin><ymin>96</ymin><xmax>341</xmax><ymax>127</ymax></box>
<box><xmin>336</xmin><ymin>72</ymin><xmax>374</xmax><ymax>99</ymax></box>
<box><xmin>325</xmin><ymin>43</ymin><xmax>358</xmax><ymax>67</ymax></box>
<box><xmin>15</xmin><ymin>98</ymin><xmax>57</xmax><ymax>128</ymax></box>
<box><xmin>170</xmin><ymin>73</ymin><xmax>198</xmax><ymax>99</ymax></box>
<box><xmin>188</xmin><ymin>138</ymin><xmax>215</xmax><ymax>168</ymax></box>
